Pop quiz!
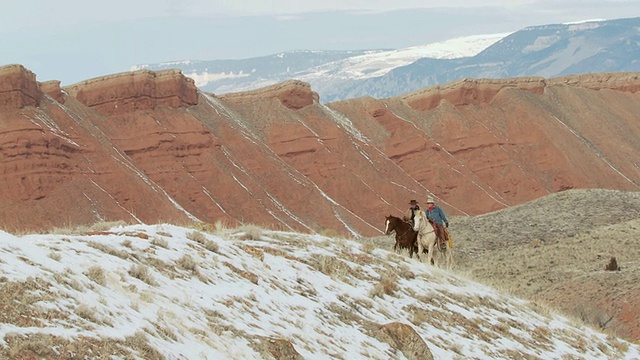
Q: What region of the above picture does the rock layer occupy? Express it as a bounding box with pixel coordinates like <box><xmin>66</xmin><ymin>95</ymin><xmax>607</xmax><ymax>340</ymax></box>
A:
<box><xmin>1</xmin><ymin>65</ymin><xmax>639</xmax><ymax>236</ymax></box>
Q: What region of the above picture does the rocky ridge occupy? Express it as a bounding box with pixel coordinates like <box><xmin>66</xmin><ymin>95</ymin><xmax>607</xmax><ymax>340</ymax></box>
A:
<box><xmin>1</xmin><ymin>64</ymin><xmax>639</xmax><ymax>236</ymax></box>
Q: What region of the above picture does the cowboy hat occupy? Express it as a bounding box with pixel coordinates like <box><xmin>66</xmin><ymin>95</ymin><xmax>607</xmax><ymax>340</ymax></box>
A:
<box><xmin>426</xmin><ymin>197</ymin><xmax>435</xmax><ymax>203</ymax></box>
<box><xmin>409</xmin><ymin>199</ymin><xmax>418</xmax><ymax>205</ymax></box>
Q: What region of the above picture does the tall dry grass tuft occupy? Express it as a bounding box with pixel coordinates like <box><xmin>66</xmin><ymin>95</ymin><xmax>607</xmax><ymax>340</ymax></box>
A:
<box><xmin>128</xmin><ymin>264</ymin><xmax>158</xmax><ymax>286</ymax></box>
<box><xmin>237</xmin><ymin>224</ymin><xmax>263</xmax><ymax>240</ymax></box>
<box><xmin>186</xmin><ymin>230</ymin><xmax>207</xmax><ymax>244</ymax></box>
<box><xmin>151</xmin><ymin>236</ymin><xmax>169</xmax><ymax>248</ymax></box>
<box><xmin>315</xmin><ymin>255</ymin><xmax>350</xmax><ymax>280</ymax></box>
<box><xmin>84</xmin><ymin>266</ymin><xmax>106</xmax><ymax>285</ymax></box>
<box><xmin>75</xmin><ymin>304</ymin><xmax>99</xmax><ymax>323</ymax></box>
<box><xmin>370</xmin><ymin>274</ymin><xmax>399</xmax><ymax>298</ymax></box>
<box><xmin>176</xmin><ymin>255</ymin><xmax>198</xmax><ymax>274</ymax></box>
<box><xmin>186</xmin><ymin>230</ymin><xmax>219</xmax><ymax>252</ymax></box>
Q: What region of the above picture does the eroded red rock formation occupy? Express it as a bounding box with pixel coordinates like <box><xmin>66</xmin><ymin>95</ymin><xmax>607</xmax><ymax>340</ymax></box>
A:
<box><xmin>1</xmin><ymin>65</ymin><xmax>639</xmax><ymax>235</ymax></box>
<box><xmin>0</xmin><ymin>65</ymin><xmax>42</xmax><ymax>109</ymax></box>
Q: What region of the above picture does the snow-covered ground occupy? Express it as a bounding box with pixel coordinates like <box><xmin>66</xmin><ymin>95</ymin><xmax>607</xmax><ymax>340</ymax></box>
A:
<box><xmin>1</xmin><ymin>223</ymin><xmax>637</xmax><ymax>359</ymax></box>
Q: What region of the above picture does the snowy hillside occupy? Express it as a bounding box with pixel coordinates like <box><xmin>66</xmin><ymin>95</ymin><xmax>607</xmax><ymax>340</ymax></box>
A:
<box><xmin>1</xmin><ymin>223</ymin><xmax>638</xmax><ymax>359</ymax></box>
<box><xmin>132</xmin><ymin>33</ymin><xmax>508</xmax><ymax>101</ymax></box>
<box><xmin>296</xmin><ymin>33</ymin><xmax>510</xmax><ymax>82</ymax></box>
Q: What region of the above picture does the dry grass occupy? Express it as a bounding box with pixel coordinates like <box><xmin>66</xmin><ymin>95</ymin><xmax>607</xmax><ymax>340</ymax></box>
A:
<box><xmin>369</xmin><ymin>274</ymin><xmax>398</xmax><ymax>298</ymax></box>
<box><xmin>84</xmin><ymin>265</ymin><xmax>106</xmax><ymax>285</ymax></box>
<box><xmin>313</xmin><ymin>255</ymin><xmax>350</xmax><ymax>280</ymax></box>
<box><xmin>50</xmin><ymin>220</ymin><xmax>130</xmax><ymax>235</ymax></box>
<box><xmin>88</xmin><ymin>241</ymin><xmax>129</xmax><ymax>259</ymax></box>
<box><xmin>128</xmin><ymin>264</ymin><xmax>158</xmax><ymax>286</ymax></box>
<box><xmin>187</xmin><ymin>230</ymin><xmax>219</xmax><ymax>252</ymax></box>
<box><xmin>176</xmin><ymin>255</ymin><xmax>198</xmax><ymax>274</ymax></box>
<box><xmin>48</xmin><ymin>251</ymin><xmax>62</xmax><ymax>261</ymax></box>
<box><xmin>186</xmin><ymin>230</ymin><xmax>207</xmax><ymax>243</ymax></box>
<box><xmin>151</xmin><ymin>236</ymin><xmax>169</xmax><ymax>248</ymax></box>
<box><xmin>237</xmin><ymin>224</ymin><xmax>263</xmax><ymax>240</ymax></box>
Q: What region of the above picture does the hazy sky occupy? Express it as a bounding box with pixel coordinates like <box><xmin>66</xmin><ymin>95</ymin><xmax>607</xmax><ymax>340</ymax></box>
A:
<box><xmin>2</xmin><ymin>0</ymin><xmax>640</xmax><ymax>85</ymax></box>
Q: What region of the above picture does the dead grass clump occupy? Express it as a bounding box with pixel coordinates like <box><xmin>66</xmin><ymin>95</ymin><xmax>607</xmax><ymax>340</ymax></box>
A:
<box><xmin>186</xmin><ymin>229</ymin><xmax>219</xmax><ymax>252</ymax></box>
<box><xmin>84</xmin><ymin>265</ymin><xmax>106</xmax><ymax>285</ymax></box>
<box><xmin>396</xmin><ymin>265</ymin><xmax>416</xmax><ymax>279</ymax></box>
<box><xmin>53</xmin><ymin>272</ymin><xmax>84</xmax><ymax>291</ymax></box>
<box><xmin>407</xmin><ymin>305</ymin><xmax>434</xmax><ymax>325</ymax></box>
<box><xmin>606</xmin><ymin>334</ymin><xmax>629</xmax><ymax>353</ymax></box>
<box><xmin>315</xmin><ymin>255</ymin><xmax>350</xmax><ymax>280</ymax></box>
<box><xmin>370</xmin><ymin>274</ymin><xmax>399</xmax><ymax>298</ymax></box>
<box><xmin>151</xmin><ymin>237</ymin><xmax>169</xmax><ymax>248</ymax></box>
<box><xmin>224</xmin><ymin>262</ymin><xmax>259</xmax><ymax>285</ymax></box>
<box><xmin>124</xmin><ymin>331</ymin><xmax>166</xmax><ymax>359</ymax></box>
<box><xmin>491</xmin><ymin>321</ymin><xmax>510</xmax><ymax>335</ymax></box>
<box><xmin>176</xmin><ymin>255</ymin><xmax>198</xmax><ymax>274</ymax></box>
<box><xmin>4</xmin><ymin>333</ymin><xmax>55</xmax><ymax>358</ymax></box>
<box><xmin>50</xmin><ymin>221</ymin><xmax>129</xmax><ymax>235</ymax></box>
<box><xmin>146</xmin><ymin>257</ymin><xmax>179</xmax><ymax>279</ymax></box>
<box><xmin>153</xmin><ymin>322</ymin><xmax>179</xmax><ymax>341</ymax></box>
<box><xmin>361</xmin><ymin>241</ymin><xmax>376</xmax><ymax>254</ymax></box>
<box><xmin>319</xmin><ymin>228</ymin><xmax>340</xmax><ymax>238</ymax></box>
<box><xmin>2</xmin><ymin>331</ymin><xmax>162</xmax><ymax>359</ymax></box>
<box><xmin>88</xmin><ymin>241</ymin><xmax>129</xmax><ymax>259</ymax></box>
<box><xmin>128</xmin><ymin>264</ymin><xmax>158</xmax><ymax>286</ymax></box>
<box><xmin>89</xmin><ymin>220</ymin><xmax>129</xmax><ymax>232</ymax></box>
<box><xmin>531</xmin><ymin>326</ymin><xmax>552</xmax><ymax>346</ymax></box>
<box><xmin>214</xmin><ymin>219</ymin><xmax>229</xmax><ymax>234</ymax></box>
<box><xmin>203</xmin><ymin>239</ymin><xmax>220</xmax><ymax>253</ymax></box>
<box><xmin>186</xmin><ymin>230</ymin><xmax>207</xmax><ymax>244</ymax></box>
<box><xmin>237</xmin><ymin>224</ymin><xmax>263</xmax><ymax>240</ymax></box>
<box><xmin>75</xmin><ymin>304</ymin><xmax>99</xmax><ymax>322</ymax></box>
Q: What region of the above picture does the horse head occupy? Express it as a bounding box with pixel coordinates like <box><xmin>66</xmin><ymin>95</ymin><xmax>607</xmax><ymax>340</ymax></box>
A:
<box><xmin>384</xmin><ymin>215</ymin><xmax>395</xmax><ymax>235</ymax></box>
<box><xmin>412</xmin><ymin>212</ymin><xmax>421</xmax><ymax>232</ymax></box>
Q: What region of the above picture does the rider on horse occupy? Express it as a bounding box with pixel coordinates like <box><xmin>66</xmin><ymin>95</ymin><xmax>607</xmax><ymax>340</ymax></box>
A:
<box><xmin>425</xmin><ymin>197</ymin><xmax>449</xmax><ymax>248</ymax></box>
<box><xmin>403</xmin><ymin>200</ymin><xmax>421</xmax><ymax>227</ymax></box>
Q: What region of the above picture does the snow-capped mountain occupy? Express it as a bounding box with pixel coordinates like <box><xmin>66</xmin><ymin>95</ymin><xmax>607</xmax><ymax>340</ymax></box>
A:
<box><xmin>133</xmin><ymin>33</ymin><xmax>507</xmax><ymax>100</ymax></box>
<box><xmin>134</xmin><ymin>17</ymin><xmax>640</xmax><ymax>102</ymax></box>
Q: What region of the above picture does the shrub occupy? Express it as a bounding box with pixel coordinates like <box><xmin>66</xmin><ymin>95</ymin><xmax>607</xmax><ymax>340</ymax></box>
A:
<box><xmin>128</xmin><ymin>264</ymin><xmax>158</xmax><ymax>286</ymax></box>
<box><xmin>84</xmin><ymin>266</ymin><xmax>106</xmax><ymax>285</ymax></box>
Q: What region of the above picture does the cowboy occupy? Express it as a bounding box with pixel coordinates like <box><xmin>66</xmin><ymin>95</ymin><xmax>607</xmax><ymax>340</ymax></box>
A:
<box><xmin>425</xmin><ymin>197</ymin><xmax>449</xmax><ymax>246</ymax></box>
<box><xmin>403</xmin><ymin>199</ymin><xmax>421</xmax><ymax>227</ymax></box>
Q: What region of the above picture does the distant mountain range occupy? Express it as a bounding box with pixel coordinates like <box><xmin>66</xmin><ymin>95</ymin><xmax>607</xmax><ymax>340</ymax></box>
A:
<box><xmin>133</xmin><ymin>17</ymin><xmax>640</xmax><ymax>102</ymax></box>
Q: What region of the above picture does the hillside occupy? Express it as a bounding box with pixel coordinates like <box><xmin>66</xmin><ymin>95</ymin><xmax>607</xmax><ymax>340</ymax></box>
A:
<box><xmin>1</xmin><ymin>64</ymin><xmax>640</xmax><ymax>237</ymax></box>
<box><xmin>1</xmin><ymin>221</ymin><xmax>639</xmax><ymax>359</ymax></box>
<box><xmin>384</xmin><ymin>188</ymin><xmax>640</xmax><ymax>342</ymax></box>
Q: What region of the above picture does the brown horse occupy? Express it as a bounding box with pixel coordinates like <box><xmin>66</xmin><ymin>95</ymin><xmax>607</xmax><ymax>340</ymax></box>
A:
<box><xmin>384</xmin><ymin>215</ymin><xmax>419</xmax><ymax>258</ymax></box>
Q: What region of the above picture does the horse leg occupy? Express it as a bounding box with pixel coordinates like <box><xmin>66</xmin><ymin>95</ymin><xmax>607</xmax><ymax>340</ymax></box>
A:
<box><xmin>446</xmin><ymin>247</ymin><xmax>454</xmax><ymax>270</ymax></box>
<box><xmin>427</xmin><ymin>241</ymin><xmax>435</xmax><ymax>266</ymax></box>
<box><xmin>417</xmin><ymin>236</ymin><xmax>424</xmax><ymax>263</ymax></box>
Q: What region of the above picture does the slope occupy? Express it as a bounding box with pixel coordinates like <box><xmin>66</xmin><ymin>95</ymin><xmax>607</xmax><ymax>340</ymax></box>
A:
<box><xmin>0</xmin><ymin>223</ymin><xmax>638</xmax><ymax>359</ymax></box>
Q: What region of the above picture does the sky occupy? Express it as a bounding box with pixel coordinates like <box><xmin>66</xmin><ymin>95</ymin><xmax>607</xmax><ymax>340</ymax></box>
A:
<box><xmin>2</xmin><ymin>1</ymin><xmax>640</xmax><ymax>85</ymax></box>
<box><xmin>1</xmin><ymin>222</ymin><xmax>639</xmax><ymax>359</ymax></box>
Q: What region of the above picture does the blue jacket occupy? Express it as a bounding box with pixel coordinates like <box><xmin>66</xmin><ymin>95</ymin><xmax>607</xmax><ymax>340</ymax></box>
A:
<box><xmin>425</xmin><ymin>206</ymin><xmax>448</xmax><ymax>225</ymax></box>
